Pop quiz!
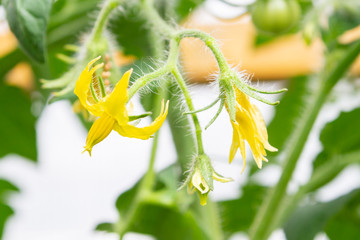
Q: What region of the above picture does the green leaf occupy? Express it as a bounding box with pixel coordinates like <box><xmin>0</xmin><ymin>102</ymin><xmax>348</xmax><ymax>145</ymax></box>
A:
<box><xmin>322</xmin><ymin>2</ymin><xmax>360</xmax><ymax>50</ymax></box>
<box><xmin>316</xmin><ymin>108</ymin><xmax>360</xmax><ymax>166</ymax></box>
<box><xmin>108</xmin><ymin>3</ymin><xmax>155</xmax><ymax>59</ymax></box>
<box><xmin>0</xmin><ymin>84</ymin><xmax>37</xmax><ymax>161</ymax></box>
<box><xmin>325</xmin><ymin>190</ymin><xmax>360</xmax><ymax>239</ymax></box>
<box><xmin>0</xmin><ymin>49</ymin><xmax>25</xmax><ymax>81</ymax></box>
<box><xmin>97</xmin><ymin>166</ymin><xmax>216</xmax><ymax>240</ymax></box>
<box><xmin>284</xmin><ymin>189</ymin><xmax>360</xmax><ymax>240</ymax></box>
<box><xmin>109</xmin><ymin>0</ymin><xmax>204</xmax><ymax>58</ymax></box>
<box><xmin>0</xmin><ymin>179</ymin><xmax>19</xmax><ymax>199</ymax></box>
<box><xmin>123</xmin><ymin>204</ymin><xmax>210</xmax><ymax>240</ymax></box>
<box><xmin>172</xmin><ymin>0</ymin><xmax>205</xmax><ymax>21</ymax></box>
<box><xmin>0</xmin><ymin>204</ymin><xmax>14</xmax><ymax>240</ymax></box>
<box><xmin>219</xmin><ymin>185</ymin><xmax>267</xmax><ymax>237</ymax></box>
<box><xmin>310</xmin><ymin>108</ymin><xmax>360</xmax><ymax>188</ymax></box>
<box><xmin>3</xmin><ymin>0</ymin><xmax>52</xmax><ymax>63</ymax></box>
<box><xmin>0</xmin><ymin>179</ymin><xmax>19</xmax><ymax>240</ymax></box>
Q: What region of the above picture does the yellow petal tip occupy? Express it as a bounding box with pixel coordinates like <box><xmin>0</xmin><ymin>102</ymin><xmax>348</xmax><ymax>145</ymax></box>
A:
<box><xmin>82</xmin><ymin>147</ymin><xmax>92</xmax><ymax>156</ymax></box>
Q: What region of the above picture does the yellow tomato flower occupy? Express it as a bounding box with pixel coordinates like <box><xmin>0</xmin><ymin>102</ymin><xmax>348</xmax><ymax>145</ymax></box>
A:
<box><xmin>74</xmin><ymin>56</ymin><xmax>169</xmax><ymax>155</ymax></box>
<box><xmin>226</xmin><ymin>88</ymin><xmax>277</xmax><ymax>172</ymax></box>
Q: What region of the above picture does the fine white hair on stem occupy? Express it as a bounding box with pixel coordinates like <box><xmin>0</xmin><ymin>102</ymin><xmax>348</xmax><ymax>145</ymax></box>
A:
<box><xmin>178</xmin><ymin>155</ymin><xmax>199</xmax><ymax>189</ymax></box>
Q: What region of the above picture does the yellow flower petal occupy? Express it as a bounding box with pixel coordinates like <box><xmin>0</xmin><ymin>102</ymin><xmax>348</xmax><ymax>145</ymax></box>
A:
<box><xmin>251</xmin><ymin>105</ymin><xmax>278</xmax><ymax>152</ymax></box>
<box><xmin>191</xmin><ymin>169</ymin><xmax>210</xmax><ymax>194</ymax></box>
<box><xmin>226</xmin><ymin>88</ymin><xmax>277</xmax><ymax>171</ymax></box>
<box><xmin>74</xmin><ymin>56</ymin><xmax>104</xmax><ymax>116</ymax></box>
<box><xmin>102</xmin><ymin>69</ymin><xmax>132</xmax><ymax>124</ymax></box>
<box><xmin>213</xmin><ymin>171</ymin><xmax>233</xmax><ymax>183</ymax></box>
<box><xmin>83</xmin><ymin>113</ymin><xmax>115</xmax><ymax>156</ymax></box>
<box><xmin>113</xmin><ymin>100</ymin><xmax>169</xmax><ymax>139</ymax></box>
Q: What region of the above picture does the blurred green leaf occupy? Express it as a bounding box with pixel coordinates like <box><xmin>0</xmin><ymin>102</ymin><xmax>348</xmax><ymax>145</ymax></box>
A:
<box><xmin>284</xmin><ymin>189</ymin><xmax>360</xmax><ymax>240</ymax></box>
<box><xmin>219</xmin><ymin>185</ymin><xmax>267</xmax><ymax>237</ymax></box>
<box><xmin>172</xmin><ymin>0</ymin><xmax>205</xmax><ymax>21</ymax></box>
<box><xmin>322</xmin><ymin>1</ymin><xmax>360</xmax><ymax>50</ymax></box>
<box><xmin>0</xmin><ymin>84</ymin><xmax>37</xmax><ymax>161</ymax></box>
<box><xmin>97</xmin><ymin>165</ymin><xmax>218</xmax><ymax>240</ymax></box>
<box><xmin>0</xmin><ymin>179</ymin><xmax>19</xmax><ymax>240</ymax></box>
<box><xmin>121</xmin><ymin>204</ymin><xmax>210</xmax><ymax>240</ymax></box>
<box><xmin>325</xmin><ymin>189</ymin><xmax>360</xmax><ymax>239</ymax></box>
<box><xmin>0</xmin><ymin>204</ymin><xmax>13</xmax><ymax>240</ymax></box>
<box><xmin>109</xmin><ymin>3</ymin><xmax>152</xmax><ymax>58</ymax></box>
<box><xmin>315</xmin><ymin>108</ymin><xmax>360</xmax><ymax>167</ymax></box>
<box><xmin>0</xmin><ymin>180</ymin><xmax>19</xmax><ymax>199</ymax></box>
<box><xmin>311</xmin><ymin>108</ymin><xmax>360</xmax><ymax>188</ymax></box>
<box><xmin>109</xmin><ymin>0</ymin><xmax>204</xmax><ymax>58</ymax></box>
<box><xmin>3</xmin><ymin>0</ymin><xmax>52</xmax><ymax>63</ymax></box>
<box><xmin>0</xmin><ymin>49</ymin><xmax>26</xmax><ymax>81</ymax></box>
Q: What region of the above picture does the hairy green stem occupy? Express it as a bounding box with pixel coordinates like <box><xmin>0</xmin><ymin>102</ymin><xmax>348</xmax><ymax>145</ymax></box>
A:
<box><xmin>249</xmin><ymin>40</ymin><xmax>360</xmax><ymax>240</ymax></box>
<box><xmin>172</xmin><ymin>67</ymin><xmax>205</xmax><ymax>155</ymax></box>
<box><xmin>90</xmin><ymin>0</ymin><xmax>121</xmax><ymax>42</ymax></box>
<box><xmin>127</xmin><ymin>67</ymin><xmax>169</xmax><ymax>100</ymax></box>
<box><xmin>176</xmin><ymin>30</ymin><xmax>230</xmax><ymax>73</ymax></box>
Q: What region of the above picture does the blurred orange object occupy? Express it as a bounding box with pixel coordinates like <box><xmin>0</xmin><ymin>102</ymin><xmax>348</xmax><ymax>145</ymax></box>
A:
<box><xmin>113</xmin><ymin>51</ymin><xmax>136</xmax><ymax>66</ymax></box>
<box><xmin>0</xmin><ymin>27</ymin><xmax>17</xmax><ymax>57</ymax></box>
<box><xmin>180</xmin><ymin>11</ymin><xmax>324</xmax><ymax>82</ymax></box>
<box><xmin>339</xmin><ymin>25</ymin><xmax>360</xmax><ymax>75</ymax></box>
<box><xmin>0</xmin><ymin>26</ymin><xmax>34</xmax><ymax>91</ymax></box>
<box><xmin>6</xmin><ymin>62</ymin><xmax>34</xmax><ymax>91</ymax></box>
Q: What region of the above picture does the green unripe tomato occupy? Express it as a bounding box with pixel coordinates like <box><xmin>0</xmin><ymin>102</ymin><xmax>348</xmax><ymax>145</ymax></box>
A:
<box><xmin>251</xmin><ymin>0</ymin><xmax>301</xmax><ymax>34</ymax></box>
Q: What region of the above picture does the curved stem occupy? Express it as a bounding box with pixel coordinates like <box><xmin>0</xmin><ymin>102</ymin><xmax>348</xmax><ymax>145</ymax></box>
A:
<box><xmin>176</xmin><ymin>30</ymin><xmax>230</xmax><ymax>73</ymax></box>
<box><xmin>172</xmin><ymin>67</ymin><xmax>205</xmax><ymax>155</ymax></box>
<box><xmin>90</xmin><ymin>0</ymin><xmax>121</xmax><ymax>42</ymax></box>
<box><xmin>127</xmin><ymin>66</ymin><xmax>169</xmax><ymax>100</ymax></box>
<box><xmin>127</xmin><ymin>38</ymin><xmax>181</xmax><ymax>100</ymax></box>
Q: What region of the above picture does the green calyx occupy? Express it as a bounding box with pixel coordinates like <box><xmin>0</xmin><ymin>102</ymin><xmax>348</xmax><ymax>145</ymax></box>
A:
<box><xmin>196</xmin><ymin>154</ymin><xmax>215</xmax><ymax>191</ymax></box>
<box><xmin>219</xmin><ymin>69</ymin><xmax>287</xmax><ymax>108</ymax></box>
